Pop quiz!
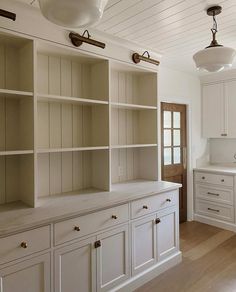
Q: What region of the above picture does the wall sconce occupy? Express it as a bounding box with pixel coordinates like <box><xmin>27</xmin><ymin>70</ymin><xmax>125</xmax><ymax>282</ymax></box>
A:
<box><xmin>132</xmin><ymin>51</ymin><xmax>160</xmax><ymax>66</ymax></box>
<box><xmin>0</xmin><ymin>9</ymin><xmax>16</xmax><ymax>21</ymax></box>
<box><xmin>69</xmin><ymin>30</ymin><xmax>106</xmax><ymax>49</ymax></box>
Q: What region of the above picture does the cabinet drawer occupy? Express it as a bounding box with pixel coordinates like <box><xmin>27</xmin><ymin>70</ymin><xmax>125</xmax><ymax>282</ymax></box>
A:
<box><xmin>0</xmin><ymin>226</ymin><xmax>51</xmax><ymax>265</ymax></box>
<box><xmin>195</xmin><ymin>184</ymin><xmax>233</xmax><ymax>205</ymax></box>
<box><xmin>195</xmin><ymin>200</ymin><xmax>234</xmax><ymax>222</ymax></box>
<box><xmin>195</xmin><ymin>172</ymin><xmax>233</xmax><ymax>187</ymax></box>
<box><xmin>131</xmin><ymin>191</ymin><xmax>178</xmax><ymax>219</ymax></box>
<box><xmin>54</xmin><ymin>204</ymin><xmax>129</xmax><ymax>245</ymax></box>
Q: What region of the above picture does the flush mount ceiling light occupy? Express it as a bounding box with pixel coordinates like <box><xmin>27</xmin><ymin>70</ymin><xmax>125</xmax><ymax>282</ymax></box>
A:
<box><xmin>193</xmin><ymin>6</ymin><xmax>236</xmax><ymax>72</ymax></box>
<box><xmin>38</xmin><ymin>0</ymin><xmax>108</xmax><ymax>28</ymax></box>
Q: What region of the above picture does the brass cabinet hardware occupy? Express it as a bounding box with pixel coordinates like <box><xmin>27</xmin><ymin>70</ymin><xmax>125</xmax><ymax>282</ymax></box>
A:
<box><xmin>221</xmin><ymin>133</ymin><xmax>227</xmax><ymax>136</ymax></box>
<box><xmin>74</xmin><ymin>226</ymin><xmax>80</xmax><ymax>231</ymax></box>
<box><xmin>0</xmin><ymin>9</ymin><xmax>16</xmax><ymax>21</ymax></box>
<box><xmin>94</xmin><ymin>240</ymin><xmax>101</xmax><ymax>248</ymax></box>
<box><xmin>221</xmin><ymin>179</ymin><xmax>225</xmax><ymax>182</ymax></box>
<box><xmin>207</xmin><ymin>192</ymin><xmax>220</xmax><ymax>196</ymax></box>
<box><xmin>69</xmin><ymin>31</ymin><xmax>105</xmax><ymax>49</ymax></box>
<box><xmin>20</xmin><ymin>242</ymin><xmax>28</xmax><ymax>249</ymax></box>
<box><xmin>202</xmin><ymin>176</ymin><xmax>205</xmax><ymax>180</ymax></box>
<box><xmin>208</xmin><ymin>207</ymin><xmax>220</xmax><ymax>212</ymax></box>
<box><xmin>132</xmin><ymin>51</ymin><xmax>160</xmax><ymax>66</ymax></box>
<box><xmin>155</xmin><ymin>218</ymin><xmax>161</xmax><ymax>224</ymax></box>
<box><xmin>111</xmin><ymin>215</ymin><xmax>118</xmax><ymax>219</ymax></box>
<box><xmin>166</xmin><ymin>198</ymin><xmax>171</xmax><ymax>202</ymax></box>
<box><xmin>143</xmin><ymin>205</ymin><xmax>148</xmax><ymax>209</ymax></box>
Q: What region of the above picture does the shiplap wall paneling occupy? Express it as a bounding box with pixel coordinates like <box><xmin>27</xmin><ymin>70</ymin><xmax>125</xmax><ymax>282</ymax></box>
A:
<box><xmin>0</xmin><ymin>154</ymin><xmax>34</xmax><ymax>206</ymax></box>
<box><xmin>0</xmin><ymin>96</ymin><xmax>33</xmax><ymax>151</ymax></box>
<box><xmin>37</xmin><ymin>51</ymin><xmax>109</xmax><ymax>101</ymax></box>
<box><xmin>0</xmin><ymin>34</ymin><xmax>33</xmax><ymax>92</ymax></box>
<box><xmin>37</xmin><ymin>149</ymin><xmax>109</xmax><ymax>199</ymax></box>
<box><xmin>111</xmin><ymin>107</ymin><xmax>157</xmax><ymax>146</ymax></box>
<box><xmin>110</xmin><ymin>66</ymin><xmax>157</xmax><ymax>106</ymax></box>
<box><xmin>37</xmin><ymin>102</ymin><xmax>109</xmax><ymax>149</ymax></box>
<box><xmin>111</xmin><ymin>147</ymin><xmax>158</xmax><ymax>184</ymax></box>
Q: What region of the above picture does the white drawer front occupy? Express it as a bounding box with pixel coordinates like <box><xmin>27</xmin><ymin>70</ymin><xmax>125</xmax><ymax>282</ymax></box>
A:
<box><xmin>195</xmin><ymin>200</ymin><xmax>234</xmax><ymax>222</ymax></box>
<box><xmin>195</xmin><ymin>172</ymin><xmax>233</xmax><ymax>187</ymax></box>
<box><xmin>0</xmin><ymin>226</ymin><xmax>51</xmax><ymax>265</ymax></box>
<box><xmin>54</xmin><ymin>204</ymin><xmax>129</xmax><ymax>245</ymax></box>
<box><xmin>195</xmin><ymin>184</ymin><xmax>233</xmax><ymax>205</ymax></box>
<box><xmin>131</xmin><ymin>191</ymin><xmax>178</xmax><ymax>219</ymax></box>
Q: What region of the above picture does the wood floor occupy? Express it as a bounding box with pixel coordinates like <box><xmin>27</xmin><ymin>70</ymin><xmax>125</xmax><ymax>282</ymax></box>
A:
<box><xmin>136</xmin><ymin>221</ymin><xmax>236</xmax><ymax>292</ymax></box>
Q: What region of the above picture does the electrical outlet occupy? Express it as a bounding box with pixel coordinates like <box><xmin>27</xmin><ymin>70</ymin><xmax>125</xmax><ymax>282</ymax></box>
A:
<box><xmin>118</xmin><ymin>166</ymin><xmax>123</xmax><ymax>176</ymax></box>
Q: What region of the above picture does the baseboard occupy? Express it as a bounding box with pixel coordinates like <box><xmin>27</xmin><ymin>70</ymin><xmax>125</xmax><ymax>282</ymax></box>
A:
<box><xmin>194</xmin><ymin>214</ymin><xmax>236</xmax><ymax>232</ymax></box>
<box><xmin>112</xmin><ymin>251</ymin><xmax>182</xmax><ymax>292</ymax></box>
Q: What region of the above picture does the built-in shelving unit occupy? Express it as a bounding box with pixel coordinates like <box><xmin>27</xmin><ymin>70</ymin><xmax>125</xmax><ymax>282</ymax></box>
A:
<box><xmin>0</xmin><ymin>32</ymin><xmax>158</xmax><ymax>208</ymax></box>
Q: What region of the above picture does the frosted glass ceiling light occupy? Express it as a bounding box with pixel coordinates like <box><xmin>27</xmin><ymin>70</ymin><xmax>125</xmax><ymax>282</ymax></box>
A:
<box><xmin>193</xmin><ymin>6</ymin><xmax>235</xmax><ymax>72</ymax></box>
<box><xmin>38</xmin><ymin>0</ymin><xmax>108</xmax><ymax>28</ymax></box>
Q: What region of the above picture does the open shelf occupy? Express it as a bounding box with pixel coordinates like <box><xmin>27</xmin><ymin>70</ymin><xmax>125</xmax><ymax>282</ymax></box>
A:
<box><xmin>0</xmin><ymin>33</ymin><xmax>33</xmax><ymax>92</ymax></box>
<box><xmin>0</xmin><ymin>150</ymin><xmax>33</xmax><ymax>156</ymax></box>
<box><xmin>111</xmin><ymin>102</ymin><xmax>157</xmax><ymax>110</ymax></box>
<box><xmin>37</xmin><ymin>44</ymin><xmax>109</xmax><ymax>102</ymax></box>
<box><xmin>111</xmin><ymin>144</ymin><xmax>157</xmax><ymax>149</ymax></box>
<box><xmin>37</xmin><ymin>93</ymin><xmax>108</xmax><ymax>105</ymax></box>
<box><xmin>38</xmin><ymin>146</ymin><xmax>109</xmax><ymax>153</ymax></box>
<box><xmin>0</xmin><ymin>95</ymin><xmax>34</xmax><ymax>152</ymax></box>
<box><xmin>111</xmin><ymin>107</ymin><xmax>157</xmax><ymax>146</ymax></box>
<box><xmin>0</xmin><ymin>154</ymin><xmax>34</xmax><ymax>206</ymax></box>
<box><xmin>37</xmin><ymin>149</ymin><xmax>109</xmax><ymax>198</ymax></box>
<box><xmin>38</xmin><ymin>100</ymin><xmax>109</xmax><ymax>149</ymax></box>
<box><xmin>0</xmin><ymin>89</ymin><xmax>33</xmax><ymax>98</ymax></box>
<box><xmin>111</xmin><ymin>146</ymin><xmax>158</xmax><ymax>185</ymax></box>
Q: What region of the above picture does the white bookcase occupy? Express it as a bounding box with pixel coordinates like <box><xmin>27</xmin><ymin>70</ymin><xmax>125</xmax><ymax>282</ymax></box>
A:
<box><xmin>0</xmin><ymin>32</ymin><xmax>158</xmax><ymax>208</ymax></box>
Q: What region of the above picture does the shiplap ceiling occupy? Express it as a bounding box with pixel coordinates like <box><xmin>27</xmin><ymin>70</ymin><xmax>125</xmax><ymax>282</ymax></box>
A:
<box><xmin>13</xmin><ymin>0</ymin><xmax>236</xmax><ymax>72</ymax></box>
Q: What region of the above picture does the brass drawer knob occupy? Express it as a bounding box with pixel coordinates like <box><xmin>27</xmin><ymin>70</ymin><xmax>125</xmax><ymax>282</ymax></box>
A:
<box><xmin>202</xmin><ymin>176</ymin><xmax>205</xmax><ymax>180</ymax></box>
<box><xmin>221</xmin><ymin>179</ymin><xmax>225</xmax><ymax>182</ymax></box>
<box><xmin>74</xmin><ymin>226</ymin><xmax>80</xmax><ymax>231</ymax></box>
<box><xmin>20</xmin><ymin>242</ymin><xmax>28</xmax><ymax>249</ymax></box>
<box><xmin>94</xmin><ymin>240</ymin><xmax>101</xmax><ymax>248</ymax></box>
<box><xmin>143</xmin><ymin>205</ymin><xmax>148</xmax><ymax>209</ymax></box>
<box><xmin>111</xmin><ymin>215</ymin><xmax>118</xmax><ymax>219</ymax></box>
<box><xmin>166</xmin><ymin>198</ymin><xmax>171</xmax><ymax>202</ymax></box>
<box><xmin>155</xmin><ymin>218</ymin><xmax>161</xmax><ymax>224</ymax></box>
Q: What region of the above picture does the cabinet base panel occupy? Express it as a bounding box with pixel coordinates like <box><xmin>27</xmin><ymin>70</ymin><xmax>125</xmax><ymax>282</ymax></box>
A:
<box><xmin>194</xmin><ymin>214</ymin><xmax>236</xmax><ymax>232</ymax></box>
<box><xmin>112</xmin><ymin>251</ymin><xmax>182</xmax><ymax>292</ymax></box>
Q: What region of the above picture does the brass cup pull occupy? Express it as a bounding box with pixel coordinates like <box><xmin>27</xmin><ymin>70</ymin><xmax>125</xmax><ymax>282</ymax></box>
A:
<box><xmin>74</xmin><ymin>226</ymin><xmax>80</xmax><ymax>231</ymax></box>
<box><xmin>166</xmin><ymin>198</ymin><xmax>171</xmax><ymax>202</ymax></box>
<box><xmin>20</xmin><ymin>242</ymin><xmax>28</xmax><ymax>249</ymax></box>
<box><xmin>208</xmin><ymin>207</ymin><xmax>220</xmax><ymax>212</ymax></box>
<box><xmin>155</xmin><ymin>218</ymin><xmax>161</xmax><ymax>224</ymax></box>
<box><xmin>143</xmin><ymin>205</ymin><xmax>148</xmax><ymax>209</ymax></box>
<box><xmin>111</xmin><ymin>215</ymin><xmax>118</xmax><ymax>219</ymax></box>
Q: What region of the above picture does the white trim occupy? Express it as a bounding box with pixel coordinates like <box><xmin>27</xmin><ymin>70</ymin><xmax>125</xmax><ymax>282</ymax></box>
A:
<box><xmin>158</xmin><ymin>96</ymin><xmax>194</xmax><ymax>221</ymax></box>
<box><xmin>194</xmin><ymin>214</ymin><xmax>236</xmax><ymax>232</ymax></box>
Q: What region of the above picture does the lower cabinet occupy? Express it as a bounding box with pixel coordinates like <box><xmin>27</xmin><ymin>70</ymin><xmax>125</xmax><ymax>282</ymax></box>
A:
<box><xmin>54</xmin><ymin>236</ymin><xmax>97</xmax><ymax>292</ymax></box>
<box><xmin>132</xmin><ymin>208</ymin><xmax>178</xmax><ymax>276</ymax></box>
<box><xmin>0</xmin><ymin>253</ymin><xmax>51</xmax><ymax>292</ymax></box>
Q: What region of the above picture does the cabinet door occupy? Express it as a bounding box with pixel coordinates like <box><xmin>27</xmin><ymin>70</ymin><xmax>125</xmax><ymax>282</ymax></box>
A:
<box><xmin>225</xmin><ymin>80</ymin><xmax>236</xmax><ymax>138</ymax></box>
<box><xmin>132</xmin><ymin>215</ymin><xmax>156</xmax><ymax>276</ymax></box>
<box><xmin>0</xmin><ymin>253</ymin><xmax>50</xmax><ymax>292</ymax></box>
<box><xmin>96</xmin><ymin>225</ymin><xmax>130</xmax><ymax>292</ymax></box>
<box><xmin>54</xmin><ymin>236</ymin><xmax>96</xmax><ymax>292</ymax></box>
<box><xmin>202</xmin><ymin>83</ymin><xmax>225</xmax><ymax>138</ymax></box>
<box><xmin>156</xmin><ymin>208</ymin><xmax>179</xmax><ymax>261</ymax></box>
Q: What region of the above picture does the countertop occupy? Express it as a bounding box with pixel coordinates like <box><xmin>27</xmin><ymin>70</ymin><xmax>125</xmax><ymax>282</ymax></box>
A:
<box><xmin>194</xmin><ymin>163</ymin><xmax>236</xmax><ymax>175</ymax></box>
<box><xmin>0</xmin><ymin>180</ymin><xmax>181</xmax><ymax>237</ymax></box>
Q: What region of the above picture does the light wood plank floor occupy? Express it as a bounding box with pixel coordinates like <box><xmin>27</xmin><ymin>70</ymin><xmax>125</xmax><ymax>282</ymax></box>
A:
<box><xmin>136</xmin><ymin>221</ymin><xmax>236</xmax><ymax>292</ymax></box>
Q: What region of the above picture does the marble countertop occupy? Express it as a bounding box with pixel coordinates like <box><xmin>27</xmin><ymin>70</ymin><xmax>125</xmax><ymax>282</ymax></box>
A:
<box><xmin>194</xmin><ymin>163</ymin><xmax>236</xmax><ymax>175</ymax></box>
<box><xmin>0</xmin><ymin>180</ymin><xmax>181</xmax><ymax>237</ymax></box>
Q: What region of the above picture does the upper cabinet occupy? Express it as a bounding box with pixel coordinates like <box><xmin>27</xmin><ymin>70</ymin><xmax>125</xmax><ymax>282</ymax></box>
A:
<box><xmin>202</xmin><ymin>80</ymin><xmax>236</xmax><ymax>138</ymax></box>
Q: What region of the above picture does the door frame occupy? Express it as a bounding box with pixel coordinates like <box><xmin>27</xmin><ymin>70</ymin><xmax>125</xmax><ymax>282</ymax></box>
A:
<box><xmin>158</xmin><ymin>97</ymin><xmax>193</xmax><ymax>221</ymax></box>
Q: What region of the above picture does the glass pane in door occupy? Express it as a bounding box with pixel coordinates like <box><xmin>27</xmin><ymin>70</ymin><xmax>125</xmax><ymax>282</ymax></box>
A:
<box><xmin>173</xmin><ymin>147</ymin><xmax>181</xmax><ymax>164</ymax></box>
<box><xmin>164</xmin><ymin>111</ymin><xmax>171</xmax><ymax>128</ymax></box>
<box><xmin>173</xmin><ymin>130</ymin><xmax>180</xmax><ymax>146</ymax></box>
<box><xmin>173</xmin><ymin>112</ymin><xmax>180</xmax><ymax>128</ymax></box>
<box><xmin>164</xmin><ymin>130</ymin><xmax>171</xmax><ymax>146</ymax></box>
<box><xmin>164</xmin><ymin>148</ymin><xmax>172</xmax><ymax>165</ymax></box>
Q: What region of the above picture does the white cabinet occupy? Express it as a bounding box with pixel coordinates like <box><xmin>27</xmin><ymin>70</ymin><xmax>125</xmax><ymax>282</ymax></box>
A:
<box><xmin>54</xmin><ymin>236</ymin><xmax>96</xmax><ymax>292</ymax></box>
<box><xmin>0</xmin><ymin>253</ymin><xmax>50</xmax><ymax>292</ymax></box>
<box><xmin>202</xmin><ymin>83</ymin><xmax>225</xmax><ymax>138</ymax></box>
<box><xmin>96</xmin><ymin>225</ymin><xmax>130</xmax><ymax>292</ymax></box>
<box><xmin>202</xmin><ymin>80</ymin><xmax>236</xmax><ymax>138</ymax></box>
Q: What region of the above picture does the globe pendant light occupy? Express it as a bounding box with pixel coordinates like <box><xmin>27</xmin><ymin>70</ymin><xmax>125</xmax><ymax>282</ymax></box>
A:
<box><xmin>38</xmin><ymin>0</ymin><xmax>108</xmax><ymax>28</ymax></box>
<box><xmin>193</xmin><ymin>6</ymin><xmax>236</xmax><ymax>72</ymax></box>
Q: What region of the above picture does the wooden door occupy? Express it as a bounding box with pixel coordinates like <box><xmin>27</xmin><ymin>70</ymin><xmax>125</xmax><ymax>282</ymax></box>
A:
<box><xmin>96</xmin><ymin>225</ymin><xmax>130</xmax><ymax>292</ymax></box>
<box><xmin>156</xmin><ymin>208</ymin><xmax>178</xmax><ymax>261</ymax></box>
<box><xmin>161</xmin><ymin>102</ymin><xmax>187</xmax><ymax>222</ymax></box>
<box><xmin>202</xmin><ymin>83</ymin><xmax>225</xmax><ymax>138</ymax></box>
<box><xmin>132</xmin><ymin>215</ymin><xmax>156</xmax><ymax>275</ymax></box>
<box><xmin>0</xmin><ymin>253</ymin><xmax>50</xmax><ymax>292</ymax></box>
<box><xmin>225</xmin><ymin>80</ymin><xmax>236</xmax><ymax>138</ymax></box>
<box><xmin>54</xmin><ymin>236</ymin><xmax>96</xmax><ymax>292</ymax></box>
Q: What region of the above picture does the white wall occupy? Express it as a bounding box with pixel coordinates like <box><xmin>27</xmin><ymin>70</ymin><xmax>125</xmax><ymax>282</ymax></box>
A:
<box><xmin>158</xmin><ymin>66</ymin><xmax>207</xmax><ymax>220</ymax></box>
